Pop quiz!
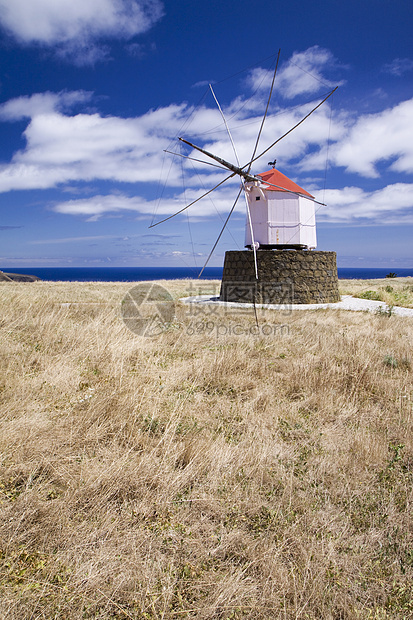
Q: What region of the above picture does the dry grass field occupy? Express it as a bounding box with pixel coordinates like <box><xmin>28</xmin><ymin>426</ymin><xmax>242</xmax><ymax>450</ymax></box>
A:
<box><xmin>0</xmin><ymin>278</ymin><xmax>412</xmax><ymax>619</ymax></box>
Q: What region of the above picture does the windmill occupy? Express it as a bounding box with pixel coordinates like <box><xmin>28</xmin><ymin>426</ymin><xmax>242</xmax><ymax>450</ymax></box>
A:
<box><xmin>151</xmin><ymin>53</ymin><xmax>340</xmax><ymax>305</ymax></box>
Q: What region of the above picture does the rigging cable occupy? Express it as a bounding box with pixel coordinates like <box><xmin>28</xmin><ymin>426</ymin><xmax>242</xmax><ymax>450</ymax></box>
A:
<box><xmin>151</xmin><ymin>149</ymin><xmax>175</xmax><ymax>228</ymax></box>
<box><xmin>281</xmin><ymin>90</ymin><xmax>336</xmax><ymax>247</ymax></box>
<box><xmin>185</xmin><ymin>157</ymin><xmax>242</xmax><ymax>251</ymax></box>
<box><xmin>322</xmin><ymin>89</ymin><xmax>335</xmax><ymax>206</ymax></box>
<box><xmin>208</xmin><ymin>84</ymin><xmax>258</xmax><ymax>281</ymax></box>
<box><xmin>241</xmin><ymin>87</ymin><xmax>338</xmax><ymax>171</ymax></box>
<box><xmin>179</xmin><ymin>142</ymin><xmax>197</xmax><ymax>268</ymax></box>
<box><xmin>247</xmin><ymin>50</ymin><xmax>280</xmax><ymax>173</ymax></box>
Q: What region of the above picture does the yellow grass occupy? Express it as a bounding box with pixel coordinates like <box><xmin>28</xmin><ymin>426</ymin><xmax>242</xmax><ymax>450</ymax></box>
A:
<box><xmin>0</xmin><ymin>279</ymin><xmax>412</xmax><ymax>619</ymax></box>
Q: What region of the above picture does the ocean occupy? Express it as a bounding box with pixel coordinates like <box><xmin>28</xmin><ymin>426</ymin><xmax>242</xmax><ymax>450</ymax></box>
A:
<box><xmin>2</xmin><ymin>266</ymin><xmax>413</xmax><ymax>282</ymax></box>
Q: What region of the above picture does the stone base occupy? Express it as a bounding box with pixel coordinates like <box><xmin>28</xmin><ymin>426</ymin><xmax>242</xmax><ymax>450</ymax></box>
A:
<box><xmin>220</xmin><ymin>250</ymin><xmax>340</xmax><ymax>304</ymax></box>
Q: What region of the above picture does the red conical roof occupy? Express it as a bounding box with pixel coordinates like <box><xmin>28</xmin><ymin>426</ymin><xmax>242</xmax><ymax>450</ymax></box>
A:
<box><xmin>257</xmin><ymin>168</ymin><xmax>314</xmax><ymax>198</ymax></box>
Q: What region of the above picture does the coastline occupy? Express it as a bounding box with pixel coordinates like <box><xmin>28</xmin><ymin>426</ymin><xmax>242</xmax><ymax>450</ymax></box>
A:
<box><xmin>1</xmin><ymin>265</ymin><xmax>412</xmax><ymax>282</ymax></box>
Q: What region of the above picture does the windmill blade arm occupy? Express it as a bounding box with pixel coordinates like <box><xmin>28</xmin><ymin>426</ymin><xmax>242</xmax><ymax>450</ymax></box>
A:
<box><xmin>209</xmin><ymin>83</ymin><xmax>241</xmax><ymax>167</ymax></box>
<box><xmin>148</xmin><ymin>171</ymin><xmax>236</xmax><ymax>228</ymax></box>
<box><xmin>178</xmin><ymin>137</ymin><xmax>258</xmax><ymax>182</ymax></box>
<box><xmin>163</xmin><ymin>149</ymin><xmax>228</xmax><ymax>170</ymax></box>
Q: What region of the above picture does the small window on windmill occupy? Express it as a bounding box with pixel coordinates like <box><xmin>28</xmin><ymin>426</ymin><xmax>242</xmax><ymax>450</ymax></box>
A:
<box><xmin>255</xmin><ymin>196</ymin><xmax>260</xmax><ymax>201</ymax></box>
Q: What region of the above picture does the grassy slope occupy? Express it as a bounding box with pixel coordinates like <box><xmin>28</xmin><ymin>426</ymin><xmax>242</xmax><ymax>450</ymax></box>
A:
<box><xmin>0</xmin><ymin>279</ymin><xmax>412</xmax><ymax>619</ymax></box>
<box><xmin>340</xmin><ymin>277</ymin><xmax>413</xmax><ymax>309</ymax></box>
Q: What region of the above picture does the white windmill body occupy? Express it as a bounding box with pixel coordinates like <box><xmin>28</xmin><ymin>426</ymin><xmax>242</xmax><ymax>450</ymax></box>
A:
<box><xmin>244</xmin><ymin>168</ymin><xmax>316</xmax><ymax>250</ymax></box>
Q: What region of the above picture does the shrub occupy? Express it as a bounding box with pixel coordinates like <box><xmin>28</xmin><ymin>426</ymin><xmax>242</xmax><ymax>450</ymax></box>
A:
<box><xmin>357</xmin><ymin>290</ymin><xmax>383</xmax><ymax>301</ymax></box>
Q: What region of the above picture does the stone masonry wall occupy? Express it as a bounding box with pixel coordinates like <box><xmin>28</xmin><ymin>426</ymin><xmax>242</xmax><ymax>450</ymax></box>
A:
<box><xmin>220</xmin><ymin>250</ymin><xmax>340</xmax><ymax>304</ymax></box>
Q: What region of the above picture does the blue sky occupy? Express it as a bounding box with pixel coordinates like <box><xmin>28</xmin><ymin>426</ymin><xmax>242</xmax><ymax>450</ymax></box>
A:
<box><xmin>0</xmin><ymin>0</ymin><xmax>412</xmax><ymax>269</ymax></box>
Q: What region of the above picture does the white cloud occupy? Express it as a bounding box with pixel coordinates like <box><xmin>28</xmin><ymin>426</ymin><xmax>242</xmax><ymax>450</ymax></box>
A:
<box><xmin>320</xmin><ymin>183</ymin><xmax>413</xmax><ymax>224</ymax></box>
<box><xmin>0</xmin><ymin>91</ymin><xmax>93</xmax><ymax>121</ymax></box>
<box><xmin>54</xmin><ymin>194</ymin><xmax>146</xmax><ymax>218</ymax></box>
<box><xmin>327</xmin><ymin>99</ymin><xmax>413</xmax><ymax>178</ymax></box>
<box><xmin>0</xmin><ymin>92</ymin><xmax>195</xmax><ymax>191</ymax></box>
<box><xmin>52</xmin><ymin>185</ymin><xmax>243</xmax><ymax>221</ymax></box>
<box><xmin>30</xmin><ymin>234</ymin><xmax>120</xmax><ymax>244</ymax></box>
<box><xmin>247</xmin><ymin>46</ymin><xmax>344</xmax><ymax>99</ymax></box>
<box><xmin>0</xmin><ymin>0</ymin><xmax>164</xmax><ymax>65</ymax></box>
<box><xmin>382</xmin><ymin>58</ymin><xmax>413</xmax><ymax>77</ymax></box>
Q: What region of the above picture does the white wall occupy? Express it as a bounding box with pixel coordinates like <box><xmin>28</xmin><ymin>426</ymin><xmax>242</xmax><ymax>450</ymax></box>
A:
<box><xmin>245</xmin><ymin>188</ymin><xmax>317</xmax><ymax>248</ymax></box>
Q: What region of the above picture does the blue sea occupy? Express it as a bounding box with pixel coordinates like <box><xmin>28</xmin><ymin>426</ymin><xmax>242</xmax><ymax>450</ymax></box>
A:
<box><xmin>2</xmin><ymin>266</ymin><xmax>413</xmax><ymax>282</ymax></box>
